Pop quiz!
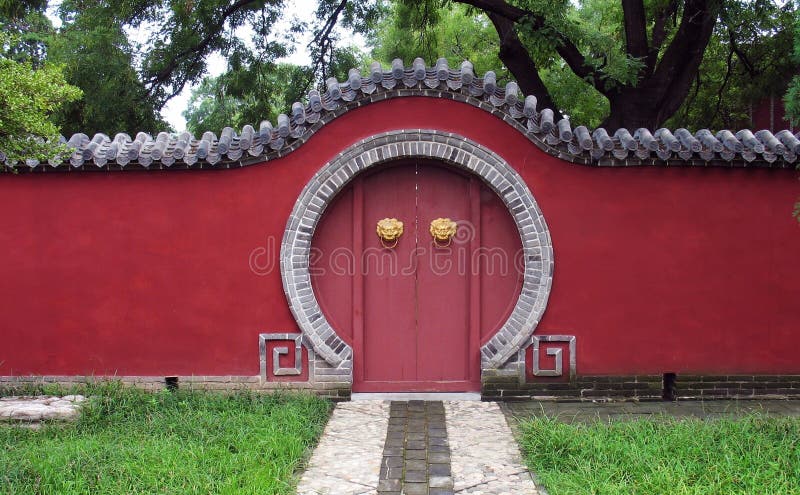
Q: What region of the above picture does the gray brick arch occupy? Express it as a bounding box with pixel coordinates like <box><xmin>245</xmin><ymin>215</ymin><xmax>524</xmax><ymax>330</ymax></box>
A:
<box><xmin>280</xmin><ymin>130</ymin><xmax>553</xmax><ymax>370</ymax></box>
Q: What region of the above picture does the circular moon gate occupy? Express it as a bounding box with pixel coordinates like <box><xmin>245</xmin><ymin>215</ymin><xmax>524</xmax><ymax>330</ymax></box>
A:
<box><xmin>280</xmin><ymin>130</ymin><xmax>553</xmax><ymax>371</ymax></box>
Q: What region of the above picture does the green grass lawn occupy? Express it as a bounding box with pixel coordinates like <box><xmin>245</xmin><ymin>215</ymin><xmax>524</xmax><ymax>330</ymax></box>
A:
<box><xmin>0</xmin><ymin>383</ymin><xmax>331</xmax><ymax>495</ymax></box>
<box><xmin>518</xmin><ymin>414</ymin><xmax>800</xmax><ymax>495</ymax></box>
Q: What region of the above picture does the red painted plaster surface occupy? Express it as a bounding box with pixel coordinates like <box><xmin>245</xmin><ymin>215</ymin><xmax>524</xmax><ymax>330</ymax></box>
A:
<box><xmin>1</xmin><ymin>97</ymin><xmax>798</xmax><ymax>376</ymax></box>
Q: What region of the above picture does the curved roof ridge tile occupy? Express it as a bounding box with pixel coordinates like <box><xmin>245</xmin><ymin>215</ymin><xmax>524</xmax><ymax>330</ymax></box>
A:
<box><xmin>1</xmin><ymin>59</ymin><xmax>796</xmax><ymax>172</ymax></box>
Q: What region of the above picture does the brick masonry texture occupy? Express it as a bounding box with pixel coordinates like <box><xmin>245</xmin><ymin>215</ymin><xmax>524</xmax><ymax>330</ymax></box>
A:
<box><xmin>481</xmin><ymin>374</ymin><xmax>800</xmax><ymax>401</ymax></box>
<box><xmin>5</xmin><ymin>374</ymin><xmax>799</xmax><ymax>401</ymax></box>
<box><xmin>0</xmin><ymin>375</ymin><xmax>350</xmax><ymax>400</ymax></box>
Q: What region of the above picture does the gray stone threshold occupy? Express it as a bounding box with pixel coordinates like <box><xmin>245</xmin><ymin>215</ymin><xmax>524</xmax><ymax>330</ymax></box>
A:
<box><xmin>351</xmin><ymin>393</ymin><xmax>481</xmax><ymax>401</ymax></box>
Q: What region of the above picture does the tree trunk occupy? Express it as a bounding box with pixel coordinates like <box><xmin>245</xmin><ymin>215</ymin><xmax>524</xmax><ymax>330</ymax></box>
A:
<box><xmin>487</xmin><ymin>13</ymin><xmax>561</xmax><ymax>118</ymax></box>
<box><xmin>602</xmin><ymin>89</ymin><xmax>663</xmax><ymax>130</ymax></box>
<box><xmin>459</xmin><ymin>0</ymin><xmax>717</xmax><ymax>131</ymax></box>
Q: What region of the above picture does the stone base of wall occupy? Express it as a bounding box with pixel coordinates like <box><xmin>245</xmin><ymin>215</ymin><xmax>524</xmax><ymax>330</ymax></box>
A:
<box><xmin>0</xmin><ymin>375</ymin><xmax>351</xmax><ymax>401</ymax></box>
<box><xmin>481</xmin><ymin>374</ymin><xmax>800</xmax><ymax>401</ymax></box>
<box><xmin>6</xmin><ymin>374</ymin><xmax>799</xmax><ymax>402</ymax></box>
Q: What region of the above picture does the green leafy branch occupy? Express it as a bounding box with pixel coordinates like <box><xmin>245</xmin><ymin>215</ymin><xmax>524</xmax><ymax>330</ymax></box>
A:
<box><xmin>0</xmin><ymin>32</ymin><xmax>81</xmax><ymax>167</ymax></box>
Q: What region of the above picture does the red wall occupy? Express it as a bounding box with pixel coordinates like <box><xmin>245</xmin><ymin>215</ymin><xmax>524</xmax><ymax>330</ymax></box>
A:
<box><xmin>751</xmin><ymin>96</ymin><xmax>793</xmax><ymax>133</ymax></box>
<box><xmin>1</xmin><ymin>97</ymin><xmax>799</xmax><ymax>376</ymax></box>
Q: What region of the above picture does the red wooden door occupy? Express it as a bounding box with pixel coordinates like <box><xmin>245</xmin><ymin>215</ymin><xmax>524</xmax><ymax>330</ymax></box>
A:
<box><xmin>312</xmin><ymin>160</ymin><xmax>522</xmax><ymax>392</ymax></box>
<box><xmin>361</xmin><ymin>165</ymin><xmax>419</xmax><ymax>385</ymax></box>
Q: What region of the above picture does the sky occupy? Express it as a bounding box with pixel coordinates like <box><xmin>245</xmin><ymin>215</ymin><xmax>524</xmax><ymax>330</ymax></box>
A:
<box><xmin>49</xmin><ymin>0</ymin><xmax>367</xmax><ymax>132</ymax></box>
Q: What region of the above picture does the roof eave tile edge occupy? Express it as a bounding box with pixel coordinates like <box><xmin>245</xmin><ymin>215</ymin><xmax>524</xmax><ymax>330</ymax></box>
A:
<box><xmin>2</xmin><ymin>58</ymin><xmax>797</xmax><ymax>173</ymax></box>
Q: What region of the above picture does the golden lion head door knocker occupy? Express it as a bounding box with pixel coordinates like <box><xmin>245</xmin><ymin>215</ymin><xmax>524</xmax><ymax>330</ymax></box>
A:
<box><xmin>429</xmin><ymin>218</ymin><xmax>458</xmax><ymax>247</ymax></box>
<box><xmin>376</xmin><ymin>218</ymin><xmax>404</xmax><ymax>248</ymax></box>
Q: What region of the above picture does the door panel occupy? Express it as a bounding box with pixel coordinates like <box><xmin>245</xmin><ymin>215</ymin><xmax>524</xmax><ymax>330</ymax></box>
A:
<box><xmin>362</xmin><ymin>164</ymin><xmax>418</xmax><ymax>383</ymax></box>
<box><xmin>416</xmin><ymin>165</ymin><xmax>473</xmax><ymax>383</ymax></box>
<box><xmin>311</xmin><ymin>159</ymin><xmax>522</xmax><ymax>392</ymax></box>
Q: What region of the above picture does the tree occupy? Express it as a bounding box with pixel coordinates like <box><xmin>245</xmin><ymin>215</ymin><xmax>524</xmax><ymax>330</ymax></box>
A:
<box><xmin>48</xmin><ymin>0</ymin><xmax>167</xmax><ymax>136</ymax></box>
<box><xmin>183</xmin><ymin>46</ymin><xmax>363</xmax><ymax>134</ymax></box>
<box><xmin>0</xmin><ymin>33</ymin><xmax>82</xmax><ymax>165</ymax></box>
<box><xmin>785</xmin><ymin>11</ymin><xmax>800</xmax><ymax>127</ymax></box>
<box><xmin>0</xmin><ymin>0</ymin><xmax>378</xmax><ymax>135</ymax></box>
<box><xmin>371</xmin><ymin>1</ymin><xmax>796</xmax><ymax>130</ymax></box>
<box><xmin>369</xmin><ymin>1</ymin><xmax>611</xmax><ymax>125</ymax></box>
<box><xmin>0</xmin><ymin>0</ymin><xmax>167</xmax><ymax>137</ymax></box>
<box><xmin>0</xmin><ymin>0</ymin><xmax>50</xmax><ymax>65</ymax></box>
<box><xmin>380</xmin><ymin>0</ymin><xmax>795</xmax><ymax>130</ymax></box>
<box><xmin>371</xmin><ymin>3</ymin><xmax>505</xmax><ymax>77</ymax></box>
<box><xmin>454</xmin><ymin>0</ymin><xmax>719</xmax><ymax>129</ymax></box>
<box><xmin>786</xmin><ymin>13</ymin><xmax>800</xmax><ymax>224</ymax></box>
<box><xmin>3</xmin><ymin>0</ymin><xmax>795</xmax><ymax>135</ymax></box>
<box><xmin>183</xmin><ymin>64</ymin><xmax>312</xmax><ymax>134</ymax></box>
<box><xmin>75</xmin><ymin>0</ymin><xmax>315</xmax><ymax>110</ymax></box>
<box><xmin>668</xmin><ymin>0</ymin><xmax>796</xmax><ymax>130</ymax></box>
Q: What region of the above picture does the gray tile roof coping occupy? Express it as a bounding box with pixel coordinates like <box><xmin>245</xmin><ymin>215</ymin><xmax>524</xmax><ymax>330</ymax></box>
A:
<box><xmin>2</xmin><ymin>57</ymin><xmax>797</xmax><ymax>172</ymax></box>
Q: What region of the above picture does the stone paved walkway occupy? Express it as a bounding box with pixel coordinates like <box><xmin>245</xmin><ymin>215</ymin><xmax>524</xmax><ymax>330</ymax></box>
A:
<box><xmin>446</xmin><ymin>401</ymin><xmax>540</xmax><ymax>495</ymax></box>
<box><xmin>297</xmin><ymin>400</ymin><xmax>541</xmax><ymax>495</ymax></box>
<box><xmin>296</xmin><ymin>398</ymin><xmax>800</xmax><ymax>495</ymax></box>
<box><xmin>297</xmin><ymin>401</ymin><xmax>389</xmax><ymax>495</ymax></box>
<box><xmin>377</xmin><ymin>401</ymin><xmax>453</xmax><ymax>495</ymax></box>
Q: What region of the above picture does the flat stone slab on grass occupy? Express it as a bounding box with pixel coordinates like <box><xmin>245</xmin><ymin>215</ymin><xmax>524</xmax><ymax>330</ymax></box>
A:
<box><xmin>0</xmin><ymin>395</ymin><xmax>85</xmax><ymax>422</ymax></box>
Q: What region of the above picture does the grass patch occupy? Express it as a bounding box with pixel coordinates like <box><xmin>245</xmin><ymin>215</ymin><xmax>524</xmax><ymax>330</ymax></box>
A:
<box><xmin>0</xmin><ymin>382</ymin><xmax>331</xmax><ymax>494</ymax></box>
<box><xmin>519</xmin><ymin>414</ymin><xmax>800</xmax><ymax>495</ymax></box>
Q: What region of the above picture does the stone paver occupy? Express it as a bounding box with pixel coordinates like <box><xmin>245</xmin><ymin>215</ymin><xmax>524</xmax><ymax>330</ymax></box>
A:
<box><xmin>377</xmin><ymin>401</ymin><xmax>454</xmax><ymax>495</ymax></box>
<box><xmin>0</xmin><ymin>395</ymin><xmax>85</xmax><ymax>423</ymax></box>
<box><xmin>444</xmin><ymin>401</ymin><xmax>541</xmax><ymax>495</ymax></box>
<box><xmin>297</xmin><ymin>400</ymin><xmax>389</xmax><ymax>495</ymax></box>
